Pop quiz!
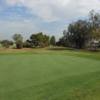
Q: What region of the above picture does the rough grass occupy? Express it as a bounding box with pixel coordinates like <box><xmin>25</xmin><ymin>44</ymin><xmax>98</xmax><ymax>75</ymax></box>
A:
<box><xmin>0</xmin><ymin>48</ymin><xmax>100</xmax><ymax>100</ymax></box>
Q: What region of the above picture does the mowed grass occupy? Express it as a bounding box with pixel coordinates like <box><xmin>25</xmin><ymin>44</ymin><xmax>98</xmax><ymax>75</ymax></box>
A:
<box><xmin>0</xmin><ymin>48</ymin><xmax>100</xmax><ymax>100</ymax></box>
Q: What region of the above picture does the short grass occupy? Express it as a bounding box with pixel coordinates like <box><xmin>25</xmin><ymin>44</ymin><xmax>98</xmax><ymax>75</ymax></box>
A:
<box><xmin>0</xmin><ymin>48</ymin><xmax>100</xmax><ymax>100</ymax></box>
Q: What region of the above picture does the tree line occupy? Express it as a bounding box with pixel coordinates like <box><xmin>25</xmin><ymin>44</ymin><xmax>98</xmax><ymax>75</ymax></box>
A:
<box><xmin>0</xmin><ymin>10</ymin><xmax>100</xmax><ymax>50</ymax></box>
<box><xmin>0</xmin><ymin>32</ymin><xmax>56</xmax><ymax>49</ymax></box>
<box><xmin>57</xmin><ymin>10</ymin><xmax>100</xmax><ymax>50</ymax></box>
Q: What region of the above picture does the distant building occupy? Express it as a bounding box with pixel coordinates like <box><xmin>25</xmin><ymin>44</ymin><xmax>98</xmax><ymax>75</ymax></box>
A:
<box><xmin>89</xmin><ymin>39</ymin><xmax>99</xmax><ymax>51</ymax></box>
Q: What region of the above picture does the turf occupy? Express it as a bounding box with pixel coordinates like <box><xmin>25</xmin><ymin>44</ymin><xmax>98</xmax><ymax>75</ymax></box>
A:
<box><xmin>0</xmin><ymin>49</ymin><xmax>100</xmax><ymax>100</ymax></box>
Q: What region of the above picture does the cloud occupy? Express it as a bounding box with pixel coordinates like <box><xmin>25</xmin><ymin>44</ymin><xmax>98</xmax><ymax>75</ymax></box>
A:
<box><xmin>0</xmin><ymin>0</ymin><xmax>100</xmax><ymax>39</ymax></box>
<box><xmin>0</xmin><ymin>18</ymin><xmax>65</xmax><ymax>40</ymax></box>
<box><xmin>6</xmin><ymin>0</ymin><xmax>24</xmax><ymax>5</ymax></box>
<box><xmin>0</xmin><ymin>20</ymin><xmax>38</xmax><ymax>40</ymax></box>
<box><xmin>5</xmin><ymin>0</ymin><xmax>100</xmax><ymax>22</ymax></box>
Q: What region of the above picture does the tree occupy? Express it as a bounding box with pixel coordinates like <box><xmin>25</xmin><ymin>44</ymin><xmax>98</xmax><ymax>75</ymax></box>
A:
<box><xmin>42</xmin><ymin>35</ymin><xmax>50</xmax><ymax>47</ymax></box>
<box><xmin>50</xmin><ymin>36</ymin><xmax>56</xmax><ymax>46</ymax></box>
<box><xmin>23</xmin><ymin>40</ymin><xmax>32</xmax><ymax>48</ymax></box>
<box><xmin>87</xmin><ymin>10</ymin><xmax>100</xmax><ymax>50</ymax></box>
<box><xmin>30</xmin><ymin>32</ymin><xmax>49</xmax><ymax>47</ymax></box>
<box><xmin>13</xmin><ymin>34</ymin><xmax>23</xmax><ymax>49</ymax></box>
<box><xmin>59</xmin><ymin>30</ymin><xmax>72</xmax><ymax>47</ymax></box>
<box><xmin>89</xmin><ymin>10</ymin><xmax>100</xmax><ymax>39</ymax></box>
<box><xmin>0</xmin><ymin>40</ymin><xmax>13</xmax><ymax>48</ymax></box>
<box><xmin>68</xmin><ymin>20</ymin><xmax>90</xmax><ymax>48</ymax></box>
<box><xmin>59</xmin><ymin>20</ymin><xmax>90</xmax><ymax>49</ymax></box>
<box><xmin>58</xmin><ymin>10</ymin><xmax>100</xmax><ymax>50</ymax></box>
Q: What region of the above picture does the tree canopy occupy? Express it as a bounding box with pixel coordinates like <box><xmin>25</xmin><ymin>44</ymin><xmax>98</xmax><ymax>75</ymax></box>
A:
<box><xmin>50</xmin><ymin>36</ymin><xmax>56</xmax><ymax>46</ymax></box>
<box><xmin>30</xmin><ymin>32</ymin><xmax>50</xmax><ymax>47</ymax></box>
<box><xmin>13</xmin><ymin>34</ymin><xmax>23</xmax><ymax>49</ymax></box>
<box><xmin>58</xmin><ymin>10</ymin><xmax>100</xmax><ymax>49</ymax></box>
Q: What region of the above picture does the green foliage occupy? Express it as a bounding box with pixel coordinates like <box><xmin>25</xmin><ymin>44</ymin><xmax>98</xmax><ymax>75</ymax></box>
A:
<box><xmin>13</xmin><ymin>34</ymin><xmax>23</xmax><ymax>49</ymax></box>
<box><xmin>30</xmin><ymin>32</ymin><xmax>49</xmax><ymax>47</ymax></box>
<box><xmin>89</xmin><ymin>10</ymin><xmax>100</xmax><ymax>39</ymax></box>
<box><xmin>58</xmin><ymin>10</ymin><xmax>100</xmax><ymax>49</ymax></box>
<box><xmin>58</xmin><ymin>20</ymin><xmax>90</xmax><ymax>49</ymax></box>
<box><xmin>23</xmin><ymin>40</ymin><xmax>32</xmax><ymax>48</ymax></box>
<box><xmin>50</xmin><ymin>36</ymin><xmax>56</xmax><ymax>46</ymax></box>
<box><xmin>0</xmin><ymin>40</ymin><xmax>13</xmax><ymax>48</ymax></box>
<box><xmin>68</xmin><ymin>20</ymin><xmax>90</xmax><ymax>48</ymax></box>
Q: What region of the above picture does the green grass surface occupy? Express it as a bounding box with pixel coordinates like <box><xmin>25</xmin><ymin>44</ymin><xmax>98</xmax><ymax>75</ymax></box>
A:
<box><xmin>0</xmin><ymin>49</ymin><xmax>100</xmax><ymax>100</ymax></box>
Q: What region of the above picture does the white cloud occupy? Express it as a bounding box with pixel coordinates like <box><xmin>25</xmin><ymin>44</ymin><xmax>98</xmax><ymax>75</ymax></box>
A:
<box><xmin>0</xmin><ymin>20</ymin><xmax>38</xmax><ymax>40</ymax></box>
<box><xmin>0</xmin><ymin>18</ymin><xmax>66</xmax><ymax>40</ymax></box>
<box><xmin>6</xmin><ymin>0</ymin><xmax>100</xmax><ymax>22</ymax></box>
<box><xmin>6</xmin><ymin>0</ymin><xmax>24</xmax><ymax>5</ymax></box>
<box><xmin>1</xmin><ymin>0</ymin><xmax>100</xmax><ymax>40</ymax></box>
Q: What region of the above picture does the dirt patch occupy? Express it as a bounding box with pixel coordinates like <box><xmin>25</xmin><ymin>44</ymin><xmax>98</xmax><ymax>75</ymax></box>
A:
<box><xmin>0</xmin><ymin>48</ymin><xmax>33</xmax><ymax>53</ymax></box>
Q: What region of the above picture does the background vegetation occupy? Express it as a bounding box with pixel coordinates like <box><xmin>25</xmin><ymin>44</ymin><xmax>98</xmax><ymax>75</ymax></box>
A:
<box><xmin>0</xmin><ymin>10</ymin><xmax>100</xmax><ymax>51</ymax></box>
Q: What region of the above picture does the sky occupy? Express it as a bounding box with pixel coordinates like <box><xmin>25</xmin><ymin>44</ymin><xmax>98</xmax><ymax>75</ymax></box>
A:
<box><xmin>0</xmin><ymin>0</ymin><xmax>100</xmax><ymax>40</ymax></box>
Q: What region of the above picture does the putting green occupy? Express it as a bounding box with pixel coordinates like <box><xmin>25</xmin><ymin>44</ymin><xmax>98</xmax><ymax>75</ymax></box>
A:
<box><xmin>0</xmin><ymin>51</ymin><xmax>100</xmax><ymax>100</ymax></box>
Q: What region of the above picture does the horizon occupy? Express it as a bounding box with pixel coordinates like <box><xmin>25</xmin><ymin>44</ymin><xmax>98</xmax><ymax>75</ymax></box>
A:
<box><xmin>0</xmin><ymin>0</ymin><xmax>100</xmax><ymax>40</ymax></box>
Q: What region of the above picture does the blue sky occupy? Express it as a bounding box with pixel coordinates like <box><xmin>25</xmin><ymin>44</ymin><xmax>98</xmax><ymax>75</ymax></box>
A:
<box><xmin>0</xmin><ymin>0</ymin><xmax>100</xmax><ymax>40</ymax></box>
